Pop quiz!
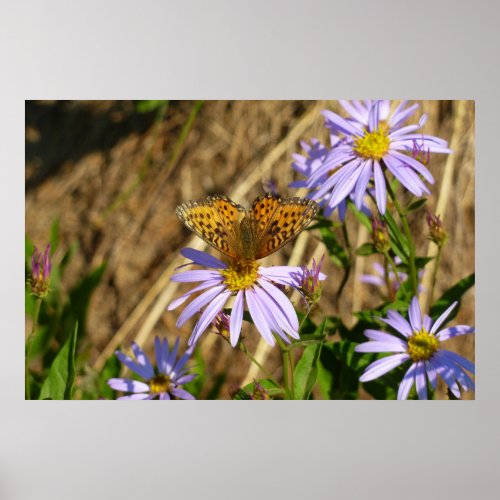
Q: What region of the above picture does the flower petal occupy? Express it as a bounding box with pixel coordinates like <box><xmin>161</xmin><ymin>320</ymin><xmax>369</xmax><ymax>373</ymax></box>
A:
<box><xmin>189</xmin><ymin>290</ymin><xmax>232</xmax><ymax>345</ymax></box>
<box><xmin>176</xmin><ymin>284</ymin><xmax>227</xmax><ymax>327</ymax></box>
<box><xmin>373</xmin><ymin>160</ymin><xmax>387</xmax><ymax>214</ymax></box>
<box><xmin>379</xmin><ymin>310</ymin><xmax>412</xmax><ymax>337</ymax></box>
<box><xmin>115</xmin><ymin>350</ymin><xmax>152</xmax><ymax>380</ymax></box>
<box><xmin>245</xmin><ymin>288</ymin><xmax>275</xmax><ymax>346</ymax></box>
<box><xmin>415</xmin><ymin>361</ymin><xmax>428</xmax><ymax>400</ymax></box>
<box><xmin>230</xmin><ymin>290</ymin><xmax>244</xmax><ymax>347</ymax></box>
<box><xmin>257</xmin><ymin>278</ymin><xmax>299</xmax><ymax>331</ymax></box>
<box><xmin>107</xmin><ymin>378</ymin><xmax>150</xmax><ymax>393</ymax></box>
<box><xmin>408</xmin><ymin>297</ymin><xmax>422</xmax><ymax>331</ymax></box>
<box><xmin>131</xmin><ymin>342</ymin><xmax>155</xmax><ymax>380</ymax></box>
<box><xmin>355</xmin><ymin>341</ymin><xmax>407</xmax><ymax>353</ymax></box>
<box><xmin>437</xmin><ymin>325</ymin><xmax>475</xmax><ymax>341</ymax></box>
<box><xmin>180</xmin><ymin>248</ymin><xmax>227</xmax><ymax>269</ymax></box>
<box><xmin>430</xmin><ymin>301</ymin><xmax>458</xmax><ymax>334</ymax></box>
<box><xmin>397</xmin><ymin>363</ymin><xmax>417</xmax><ymax>400</ymax></box>
<box><xmin>359</xmin><ymin>353</ymin><xmax>410</xmax><ymax>382</ymax></box>
<box><xmin>171</xmin><ymin>388</ymin><xmax>196</xmax><ymax>400</ymax></box>
<box><xmin>363</xmin><ymin>329</ymin><xmax>408</xmax><ymax>348</ymax></box>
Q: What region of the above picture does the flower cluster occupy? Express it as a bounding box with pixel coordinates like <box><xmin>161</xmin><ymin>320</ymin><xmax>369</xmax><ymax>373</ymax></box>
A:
<box><xmin>292</xmin><ymin>100</ymin><xmax>451</xmax><ymax>216</ymax></box>
<box><xmin>107</xmin><ymin>336</ymin><xmax>197</xmax><ymax>400</ymax></box>
<box><xmin>168</xmin><ymin>248</ymin><xmax>326</xmax><ymax>348</ymax></box>
<box><xmin>355</xmin><ymin>297</ymin><xmax>474</xmax><ymax>399</ymax></box>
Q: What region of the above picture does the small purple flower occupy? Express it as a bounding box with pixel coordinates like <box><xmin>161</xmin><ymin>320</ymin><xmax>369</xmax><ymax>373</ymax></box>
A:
<box><xmin>298</xmin><ymin>100</ymin><xmax>452</xmax><ymax>215</ymax></box>
<box><xmin>168</xmin><ymin>248</ymin><xmax>326</xmax><ymax>347</ymax></box>
<box><xmin>355</xmin><ymin>297</ymin><xmax>475</xmax><ymax>400</ymax></box>
<box><xmin>291</xmin><ymin>255</ymin><xmax>325</xmax><ymax>306</ymax></box>
<box><xmin>107</xmin><ymin>336</ymin><xmax>197</xmax><ymax>400</ymax></box>
<box><xmin>30</xmin><ymin>244</ymin><xmax>53</xmax><ymax>297</ymax></box>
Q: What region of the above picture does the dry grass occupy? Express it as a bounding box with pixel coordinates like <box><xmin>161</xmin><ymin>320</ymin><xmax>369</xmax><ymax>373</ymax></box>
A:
<box><xmin>25</xmin><ymin>100</ymin><xmax>475</xmax><ymax>399</ymax></box>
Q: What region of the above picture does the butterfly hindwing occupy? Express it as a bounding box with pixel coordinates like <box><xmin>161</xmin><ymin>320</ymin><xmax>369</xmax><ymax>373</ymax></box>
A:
<box><xmin>253</xmin><ymin>196</ymin><xmax>319</xmax><ymax>259</ymax></box>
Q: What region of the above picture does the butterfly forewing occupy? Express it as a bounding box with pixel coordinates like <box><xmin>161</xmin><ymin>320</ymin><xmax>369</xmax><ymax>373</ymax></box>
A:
<box><xmin>176</xmin><ymin>196</ymin><xmax>245</xmax><ymax>259</ymax></box>
<box><xmin>252</xmin><ymin>195</ymin><xmax>319</xmax><ymax>259</ymax></box>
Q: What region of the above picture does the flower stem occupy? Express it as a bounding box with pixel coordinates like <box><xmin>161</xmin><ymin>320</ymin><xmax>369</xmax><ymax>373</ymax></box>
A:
<box><xmin>384</xmin><ymin>251</ymin><xmax>404</xmax><ymax>289</ymax></box>
<box><xmin>25</xmin><ymin>297</ymin><xmax>42</xmax><ymax>400</ymax></box>
<box><xmin>429</xmin><ymin>245</ymin><xmax>443</xmax><ymax>308</ymax></box>
<box><xmin>277</xmin><ymin>338</ymin><xmax>293</xmax><ymax>399</ymax></box>
<box><xmin>239</xmin><ymin>343</ymin><xmax>279</xmax><ymax>385</ymax></box>
<box><xmin>385</xmin><ymin>181</ymin><xmax>418</xmax><ymax>296</ymax></box>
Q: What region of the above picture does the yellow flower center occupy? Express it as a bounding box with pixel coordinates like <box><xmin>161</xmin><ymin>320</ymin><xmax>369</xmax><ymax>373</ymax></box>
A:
<box><xmin>407</xmin><ymin>328</ymin><xmax>439</xmax><ymax>362</ymax></box>
<box><xmin>220</xmin><ymin>260</ymin><xmax>259</xmax><ymax>292</ymax></box>
<box><xmin>149</xmin><ymin>374</ymin><xmax>171</xmax><ymax>394</ymax></box>
<box><xmin>353</xmin><ymin>129</ymin><xmax>390</xmax><ymax>160</ymax></box>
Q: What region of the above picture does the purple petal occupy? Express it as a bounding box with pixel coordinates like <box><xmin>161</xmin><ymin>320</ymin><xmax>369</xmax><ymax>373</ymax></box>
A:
<box><xmin>117</xmin><ymin>393</ymin><xmax>152</xmax><ymax>400</ymax></box>
<box><xmin>322</xmin><ymin>110</ymin><xmax>363</xmax><ymax>137</ymax></box>
<box><xmin>430</xmin><ymin>301</ymin><xmax>458</xmax><ymax>334</ymax></box>
<box><xmin>154</xmin><ymin>337</ymin><xmax>167</xmax><ymax>374</ymax></box>
<box><xmin>175</xmin><ymin>374</ymin><xmax>197</xmax><ymax>385</ymax></box>
<box><xmin>389</xmin><ymin>150</ymin><xmax>434</xmax><ymax>184</ymax></box>
<box><xmin>180</xmin><ymin>248</ymin><xmax>227</xmax><ymax>269</ymax></box>
<box><xmin>437</xmin><ymin>350</ymin><xmax>475</xmax><ymax>374</ymax></box>
<box><xmin>257</xmin><ymin>278</ymin><xmax>299</xmax><ymax>331</ymax></box>
<box><xmin>359</xmin><ymin>353</ymin><xmax>410</xmax><ymax>382</ymax></box>
<box><xmin>131</xmin><ymin>342</ymin><xmax>155</xmax><ymax>380</ymax></box>
<box><xmin>326</xmin><ymin>160</ymin><xmax>364</xmax><ymax>210</ymax></box>
<box><xmin>176</xmin><ymin>284</ymin><xmax>227</xmax><ymax>327</ymax></box>
<box><xmin>354</xmin><ymin>160</ymin><xmax>372</xmax><ymax>209</ymax></box>
<box><xmin>408</xmin><ymin>297</ymin><xmax>422</xmax><ymax>331</ymax></box>
<box><xmin>373</xmin><ymin>160</ymin><xmax>387</xmax><ymax>214</ymax></box>
<box><xmin>389</xmin><ymin>103</ymin><xmax>419</xmax><ymax>129</ymax></box>
<box><xmin>115</xmin><ymin>351</ymin><xmax>152</xmax><ymax>380</ymax></box>
<box><xmin>171</xmin><ymin>388</ymin><xmax>196</xmax><ymax>400</ymax></box>
<box><xmin>423</xmin><ymin>315</ymin><xmax>432</xmax><ymax>332</ymax></box>
<box><xmin>437</xmin><ymin>325</ymin><xmax>475</xmax><ymax>341</ymax></box>
<box><xmin>379</xmin><ymin>310</ymin><xmax>412</xmax><ymax>337</ymax></box>
<box><xmin>245</xmin><ymin>288</ymin><xmax>275</xmax><ymax>346</ymax></box>
<box><xmin>339</xmin><ymin>99</ymin><xmax>367</xmax><ymax>123</ymax></box>
<box><xmin>427</xmin><ymin>357</ymin><xmax>460</xmax><ymax>398</ymax></box>
<box><xmin>170</xmin><ymin>270</ymin><xmax>223</xmax><ymax>283</ymax></box>
<box><xmin>415</xmin><ymin>361</ymin><xmax>428</xmax><ymax>400</ymax></box>
<box><xmin>107</xmin><ymin>378</ymin><xmax>150</xmax><ymax>393</ymax></box>
<box><xmin>355</xmin><ymin>341</ymin><xmax>406</xmax><ymax>353</ymax></box>
<box><xmin>171</xmin><ymin>344</ymin><xmax>194</xmax><ymax>377</ymax></box>
<box><xmin>425</xmin><ymin>361</ymin><xmax>437</xmax><ymax>390</ymax></box>
<box><xmin>230</xmin><ymin>290</ymin><xmax>244</xmax><ymax>347</ymax></box>
<box><xmin>189</xmin><ymin>290</ymin><xmax>231</xmax><ymax>345</ymax></box>
<box><xmin>167</xmin><ymin>278</ymin><xmax>223</xmax><ymax>311</ymax></box>
<box><xmin>363</xmin><ymin>329</ymin><xmax>408</xmax><ymax>348</ymax></box>
<box><xmin>159</xmin><ymin>392</ymin><xmax>171</xmax><ymax>400</ymax></box>
<box><xmin>397</xmin><ymin>363</ymin><xmax>417</xmax><ymax>400</ymax></box>
<box><xmin>359</xmin><ymin>275</ymin><xmax>385</xmax><ymax>287</ymax></box>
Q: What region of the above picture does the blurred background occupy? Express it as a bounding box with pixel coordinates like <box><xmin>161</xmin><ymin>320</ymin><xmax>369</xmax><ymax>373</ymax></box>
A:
<box><xmin>25</xmin><ymin>100</ymin><xmax>475</xmax><ymax>399</ymax></box>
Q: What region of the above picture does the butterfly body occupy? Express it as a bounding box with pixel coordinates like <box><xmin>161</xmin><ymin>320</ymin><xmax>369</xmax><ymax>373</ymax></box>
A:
<box><xmin>176</xmin><ymin>193</ymin><xmax>318</xmax><ymax>262</ymax></box>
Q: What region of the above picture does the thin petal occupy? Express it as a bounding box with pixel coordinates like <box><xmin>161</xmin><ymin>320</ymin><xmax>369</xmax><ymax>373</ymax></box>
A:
<box><xmin>131</xmin><ymin>342</ymin><xmax>155</xmax><ymax>380</ymax></box>
<box><xmin>176</xmin><ymin>284</ymin><xmax>226</xmax><ymax>327</ymax></box>
<box><xmin>415</xmin><ymin>361</ymin><xmax>428</xmax><ymax>400</ymax></box>
<box><xmin>115</xmin><ymin>351</ymin><xmax>152</xmax><ymax>380</ymax></box>
<box><xmin>397</xmin><ymin>363</ymin><xmax>417</xmax><ymax>400</ymax></box>
<box><xmin>180</xmin><ymin>248</ymin><xmax>227</xmax><ymax>269</ymax></box>
<box><xmin>437</xmin><ymin>325</ymin><xmax>475</xmax><ymax>341</ymax></box>
<box><xmin>425</xmin><ymin>361</ymin><xmax>437</xmax><ymax>390</ymax></box>
<box><xmin>189</xmin><ymin>290</ymin><xmax>231</xmax><ymax>345</ymax></box>
<box><xmin>117</xmin><ymin>393</ymin><xmax>152</xmax><ymax>400</ymax></box>
<box><xmin>167</xmin><ymin>278</ymin><xmax>223</xmax><ymax>311</ymax></box>
<box><xmin>159</xmin><ymin>392</ymin><xmax>171</xmax><ymax>400</ymax></box>
<box><xmin>230</xmin><ymin>290</ymin><xmax>244</xmax><ymax>347</ymax></box>
<box><xmin>245</xmin><ymin>288</ymin><xmax>275</xmax><ymax>346</ymax></box>
<box><xmin>257</xmin><ymin>278</ymin><xmax>299</xmax><ymax>331</ymax></box>
<box><xmin>107</xmin><ymin>378</ymin><xmax>150</xmax><ymax>393</ymax></box>
<box><xmin>170</xmin><ymin>270</ymin><xmax>223</xmax><ymax>283</ymax></box>
<box><xmin>430</xmin><ymin>301</ymin><xmax>458</xmax><ymax>334</ymax></box>
<box><xmin>373</xmin><ymin>160</ymin><xmax>387</xmax><ymax>214</ymax></box>
<box><xmin>354</xmin><ymin>160</ymin><xmax>372</xmax><ymax>209</ymax></box>
<box><xmin>355</xmin><ymin>341</ymin><xmax>406</xmax><ymax>353</ymax></box>
<box><xmin>171</xmin><ymin>388</ymin><xmax>196</xmax><ymax>400</ymax></box>
<box><xmin>363</xmin><ymin>329</ymin><xmax>408</xmax><ymax>348</ymax></box>
<box><xmin>379</xmin><ymin>310</ymin><xmax>412</xmax><ymax>337</ymax></box>
<box><xmin>408</xmin><ymin>297</ymin><xmax>422</xmax><ymax>331</ymax></box>
<box><xmin>359</xmin><ymin>353</ymin><xmax>410</xmax><ymax>382</ymax></box>
<box><xmin>438</xmin><ymin>350</ymin><xmax>475</xmax><ymax>374</ymax></box>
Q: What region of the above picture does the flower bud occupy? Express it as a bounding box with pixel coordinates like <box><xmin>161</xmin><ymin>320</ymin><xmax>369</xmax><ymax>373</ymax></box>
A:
<box><xmin>426</xmin><ymin>212</ymin><xmax>447</xmax><ymax>247</ymax></box>
<box><xmin>30</xmin><ymin>244</ymin><xmax>52</xmax><ymax>298</ymax></box>
<box><xmin>371</xmin><ymin>218</ymin><xmax>390</xmax><ymax>253</ymax></box>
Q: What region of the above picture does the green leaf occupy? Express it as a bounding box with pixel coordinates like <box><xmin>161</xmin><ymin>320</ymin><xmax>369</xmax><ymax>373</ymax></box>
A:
<box><xmin>430</xmin><ymin>273</ymin><xmax>475</xmax><ymax>324</ymax></box>
<box><xmin>356</xmin><ymin>242</ymin><xmax>376</xmax><ymax>256</ymax></box>
<box><xmin>293</xmin><ymin>320</ymin><xmax>327</xmax><ymax>399</ymax></box>
<box><xmin>405</xmin><ymin>198</ymin><xmax>427</xmax><ymax>213</ymax></box>
<box><xmin>235</xmin><ymin>379</ymin><xmax>283</xmax><ymax>400</ymax></box>
<box><xmin>383</xmin><ymin>211</ymin><xmax>409</xmax><ymax>262</ymax></box>
<box><xmin>39</xmin><ymin>323</ymin><xmax>78</xmax><ymax>400</ymax></box>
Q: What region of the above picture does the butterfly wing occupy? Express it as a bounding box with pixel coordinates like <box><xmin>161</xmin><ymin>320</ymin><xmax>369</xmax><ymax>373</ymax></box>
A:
<box><xmin>176</xmin><ymin>195</ymin><xmax>245</xmax><ymax>259</ymax></box>
<box><xmin>252</xmin><ymin>194</ymin><xmax>319</xmax><ymax>259</ymax></box>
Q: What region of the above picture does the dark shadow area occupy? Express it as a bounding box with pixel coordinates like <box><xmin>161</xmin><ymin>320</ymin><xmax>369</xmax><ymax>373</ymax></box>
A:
<box><xmin>25</xmin><ymin>100</ymin><xmax>159</xmax><ymax>191</ymax></box>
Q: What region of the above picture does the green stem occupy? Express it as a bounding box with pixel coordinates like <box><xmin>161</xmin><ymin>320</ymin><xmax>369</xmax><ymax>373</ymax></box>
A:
<box><xmin>239</xmin><ymin>343</ymin><xmax>279</xmax><ymax>385</ymax></box>
<box><xmin>25</xmin><ymin>297</ymin><xmax>42</xmax><ymax>400</ymax></box>
<box><xmin>385</xmin><ymin>181</ymin><xmax>418</xmax><ymax>296</ymax></box>
<box><xmin>276</xmin><ymin>338</ymin><xmax>292</xmax><ymax>399</ymax></box>
<box><xmin>383</xmin><ymin>255</ymin><xmax>395</xmax><ymax>301</ymax></box>
<box><xmin>384</xmin><ymin>251</ymin><xmax>404</xmax><ymax>289</ymax></box>
<box><xmin>429</xmin><ymin>245</ymin><xmax>443</xmax><ymax>307</ymax></box>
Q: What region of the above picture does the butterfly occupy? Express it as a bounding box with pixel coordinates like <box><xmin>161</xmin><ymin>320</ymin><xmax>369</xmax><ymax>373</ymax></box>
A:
<box><xmin>176</xmin><ymin>193</ymin><xmax>319</xmax><ymax>261</ymax></box>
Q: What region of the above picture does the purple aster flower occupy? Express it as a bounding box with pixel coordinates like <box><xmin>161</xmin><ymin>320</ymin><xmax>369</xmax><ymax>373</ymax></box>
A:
<box><xmin>355</xmin><ymin>297</ymin><xmax>475</xmax><ymax>400</ymax></box>
<box><xmin>168</xmin><ymin>248</ymin><xmax>326</xmax><ymax>348</ymax></box>
<box><xmin>290</xmin><ymin>255</ymin><xmax>325</xmax><ymax>306</ymax></box>
<box><xmin>30</xmin><ymin>244</ymin><xmax>53</xmax><ymax>297</ymax></box>
<box><xmin>299</xmin><ymin>100</ymin><xmax>452</xmax><ymax>215</ymax></box>
<box><xmin>290</xmin><ymin>138</ymin><xmax>372</xmax><ymax>220</ymax></box>
<box><xmin>107</xmin><ymin>336</ymin><xmax>197</xmax><ymax>400</ymax></box>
